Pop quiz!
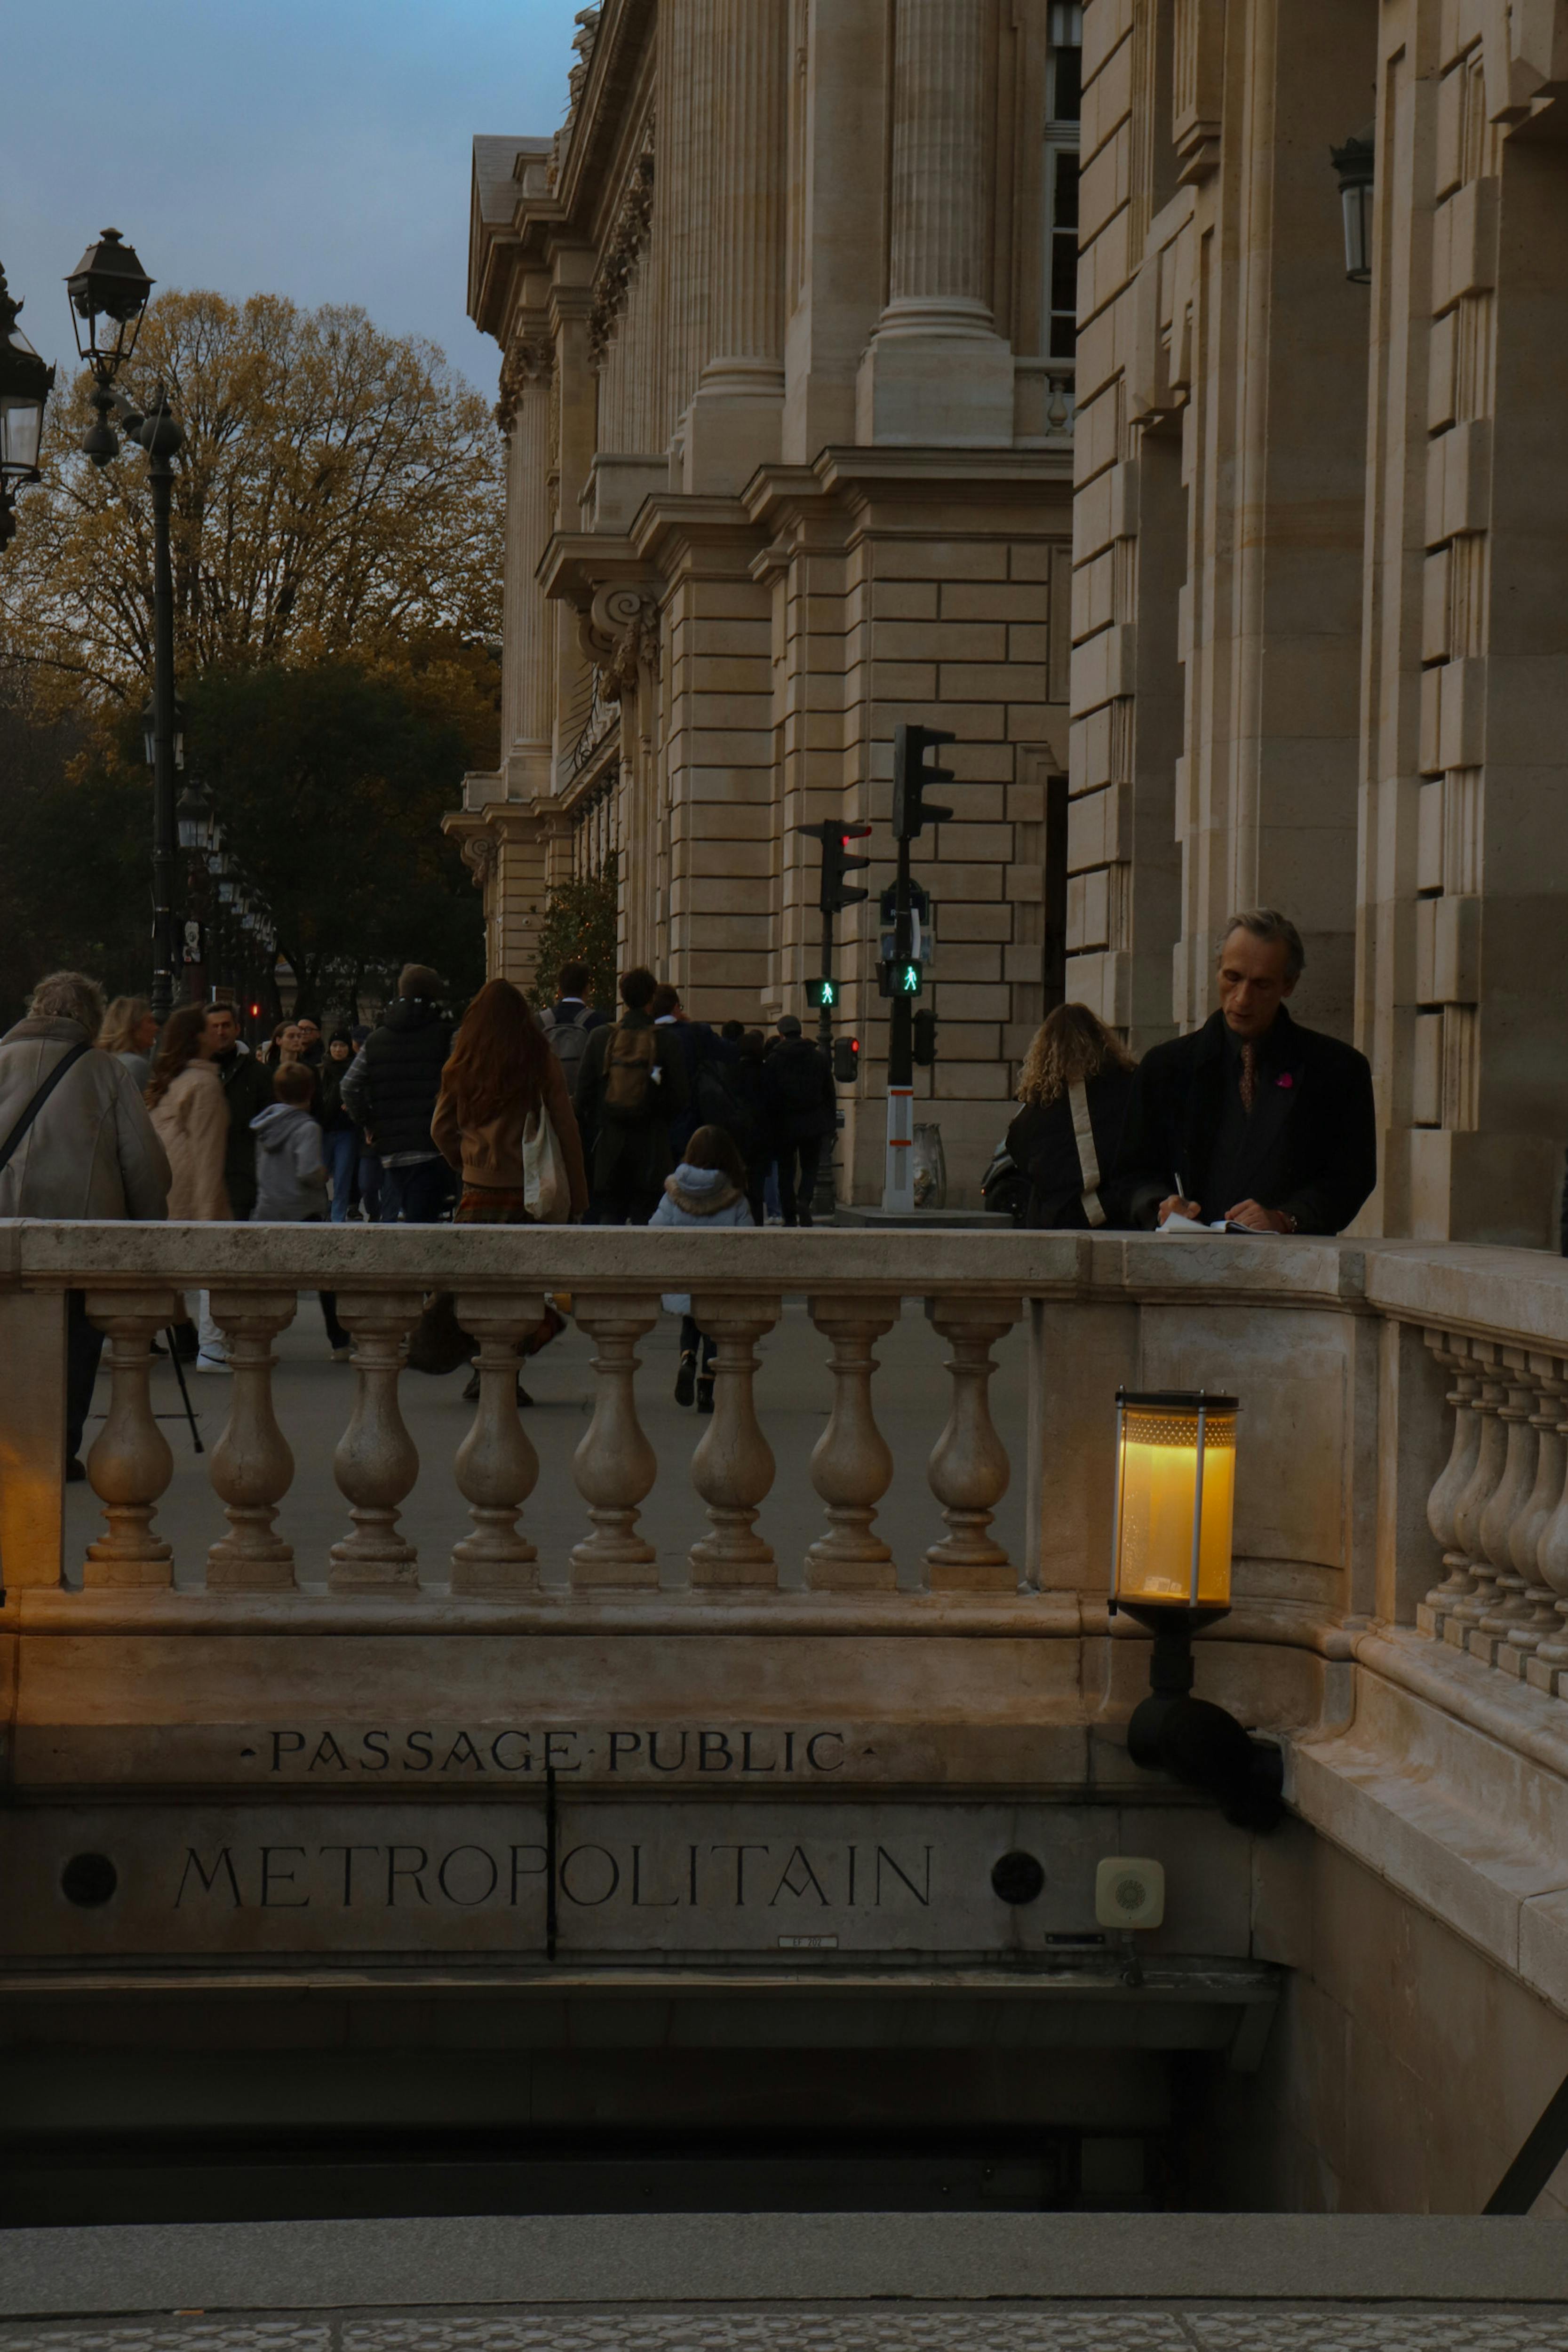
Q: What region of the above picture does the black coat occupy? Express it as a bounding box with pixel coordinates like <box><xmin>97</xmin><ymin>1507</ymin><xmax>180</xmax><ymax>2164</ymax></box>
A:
<box><xmin>214</xmin><ymin>1044</ymin><xmax>272</xmax><ymax>1220</ymax></box>
<box><xmin>763</xmin><ymin>1036</ymin><xmax>836</xmax><ymax>1144</ymax></box>
<box><xmin>1114</xmin><ymin>1006</ymin><xmax>1377</xmax><ymax>1234</ymax></box>
<box><xmin>1006</xmin><ymin>1064</ymin><xmax>1136</xmax><ymax>1228</ymax></box>
<box><xmin>343</xmin><ymin>998</ymin><xmax>452</xmax><ymax>1158</ymax></box>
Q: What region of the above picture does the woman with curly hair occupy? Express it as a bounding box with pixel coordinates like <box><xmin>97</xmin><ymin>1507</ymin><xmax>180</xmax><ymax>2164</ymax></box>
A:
<box><xmin>1005</xmin><ymin>1002</ymin><xmax>1137</xmax><ymax>1229</ymax></box>
<box><xmin>428</xmin><ymin>978</ymin><xmax>589</xmax><ymax>1400</ymax></box>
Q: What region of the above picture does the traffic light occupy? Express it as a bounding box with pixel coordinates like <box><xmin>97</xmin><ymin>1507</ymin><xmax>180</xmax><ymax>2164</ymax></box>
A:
<box><xmin>833</xmin><ymin>1035</ymin><xmax>860</xmax><ymax>1083</ymax></box>
<box><xmin>798</xmin><ymin>819</ymin><xmax>873</xmax><ymax>913</ymax></box>
<box><xmin>891</xmin><ymin>724</ymin><xmax>955</xmax><ymax>841</ymax></box>
<box><xmin>878</xmin><ymin>957</ymin><xmax>924</xmax><ymax>998</ymax></box>
<box><xmin>806</xmin><ymin>977</ymin><xmax>839</xmax><ymax>1009</ymax></box>
<box><xmin>912</xmin><ymin>1009</ymin><xmax>937</xmax><ymax>1067</ymax></box>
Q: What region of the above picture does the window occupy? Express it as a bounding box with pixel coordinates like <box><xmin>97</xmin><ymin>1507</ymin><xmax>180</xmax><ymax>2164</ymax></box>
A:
<box><xmin>1046</xmin><ymin>3</ymin><xmax>1082</xmax><ymax>361</ymax></box>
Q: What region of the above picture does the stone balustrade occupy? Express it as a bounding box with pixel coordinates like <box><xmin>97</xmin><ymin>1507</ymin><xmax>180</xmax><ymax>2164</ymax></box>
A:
<box><xmin>5</xmin><ymin>1224</ymin><xmax>1568</xmax><ymax>1718</ymax></box>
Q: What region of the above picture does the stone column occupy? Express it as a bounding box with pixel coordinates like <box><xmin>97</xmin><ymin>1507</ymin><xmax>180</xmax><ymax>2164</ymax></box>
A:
<box><xmin>658</xmin><ymin>0</ymin><xmax>717</xmax><ymax>447</ymax></box>
<box><xmin>856</xmin><ymin>0</ymin><xmax>1013</xmax><ymax>446</ymax></box>
<box><xmin>501</xmin><ymin>333</ymin><xmax>556</xmax><ymax>802</ymax></box>
<box><xmin>682</xmin><ymin>0</ymin><xmax>789</xmax><ymax>493</ymax></box>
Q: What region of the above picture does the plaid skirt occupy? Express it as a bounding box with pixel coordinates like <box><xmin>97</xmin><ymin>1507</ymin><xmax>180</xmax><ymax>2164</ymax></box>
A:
<box><xmin>455</xmin><ymin>1185</ymin><xmax>532</xmax><ymax>1225</ymax></box>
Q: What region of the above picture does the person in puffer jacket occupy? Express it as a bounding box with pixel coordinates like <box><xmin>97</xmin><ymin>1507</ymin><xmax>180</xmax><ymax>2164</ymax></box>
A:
<box><xmin>250</xmin><ymin>1065</ymin><xmax>350</xmax><ymax>1356</ymax></box>
<box><xmin>646</xmin><ymin>1122</ymin><xmax>754</xmax><ymax>1413</ymax></box>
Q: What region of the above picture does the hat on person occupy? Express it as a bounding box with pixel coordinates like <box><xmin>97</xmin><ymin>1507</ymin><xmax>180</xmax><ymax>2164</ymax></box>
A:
<box><xmin>776</xmin><ymin>1014</ymin><xmax>802</xmax><ymax>1037</ymax></box>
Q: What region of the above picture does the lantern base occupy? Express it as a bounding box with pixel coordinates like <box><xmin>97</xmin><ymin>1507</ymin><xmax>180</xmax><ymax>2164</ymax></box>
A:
<box><xmin>1117</xmin><ymin>1602</ymin><xmax>1284</xmax><ymax>1833</ymax></box>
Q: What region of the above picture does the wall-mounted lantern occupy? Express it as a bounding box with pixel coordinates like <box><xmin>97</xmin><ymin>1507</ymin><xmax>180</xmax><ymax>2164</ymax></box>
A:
<box><xmin>1110</xmin><ymin>1388</ymin><xmax>1282</xmax><ymax>1831</ymax></box>
<box><xmin>1330</xmin><ymin>124</ymin><xmax>1375</xmax><ymax>284</ymax></box>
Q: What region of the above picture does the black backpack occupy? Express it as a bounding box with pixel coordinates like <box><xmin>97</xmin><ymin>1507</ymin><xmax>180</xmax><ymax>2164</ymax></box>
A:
<box><xmin>694</xmin><ymin>1057</ymin><xmax>761</xmax><ymax>1159</ymax></box>
<box><xmin>772</xmin><ymin>1045</ymin><xmax>826</xmax><ymax>1122</ymax></box>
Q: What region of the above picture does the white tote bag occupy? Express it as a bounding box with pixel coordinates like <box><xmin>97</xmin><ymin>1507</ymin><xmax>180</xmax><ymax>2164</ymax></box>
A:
<box><xmin>521</xmin><ymin>1103</ymin><xmax>573</xmax><ymax>1224</ymax></box>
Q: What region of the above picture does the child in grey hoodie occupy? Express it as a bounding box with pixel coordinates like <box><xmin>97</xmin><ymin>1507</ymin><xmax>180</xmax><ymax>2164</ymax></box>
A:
<box><xmin>251</xmin><ymin>1064</ymin><xmax>350</xmax><ymax>1356</ymax></box>
<box><xmin>647</xmin><ymin>1122</ymin><xmax>754</xmax><ymax>1412</ymax></box>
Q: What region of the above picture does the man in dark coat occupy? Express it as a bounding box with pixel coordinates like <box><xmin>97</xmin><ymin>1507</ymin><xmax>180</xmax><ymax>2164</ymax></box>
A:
<box><xmin>340</xmin><ymin>963</ymin><xmax>454</xmax><ymax>1223</ymax></box>
<box><xmin>573</xmin><ymin>966</ymin><xmax>690</xmax><ymax>1225</ymax></box>
<box><xmin>202</xmin><ymin>1002</ymin><xmax>271</xmax><ymax>1221</ymax></box>
<box><xmin>762</xmin><ymin>1015</ymin><xmax>837</xmax><ymax>1227</ymax></box>
<box><xmin>1116</xmin><ymin>908</ymin><xmax>1377</xmax><ymax>1234</ymax></box>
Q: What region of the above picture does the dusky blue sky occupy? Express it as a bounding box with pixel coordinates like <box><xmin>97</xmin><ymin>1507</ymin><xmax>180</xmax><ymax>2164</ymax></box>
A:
<box><xmin>2</xmin><ymin>0</ymin><xmax>582</xmax><ymax>394</ymax></box>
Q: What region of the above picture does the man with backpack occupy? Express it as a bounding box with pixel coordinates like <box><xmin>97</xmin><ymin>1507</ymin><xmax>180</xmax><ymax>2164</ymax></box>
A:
<box><xmin>573</xmin><ymin>967</ymin><xmax>690</xmax><ymax>1224</ymax></box>
<box><xmin>763</xmin><ymin>1014</ymin><xmax>837</xmax><ymax>1226</ymax></box>
<box><xmin>538</xmin><ymin>961</ymin><xmax>605</xmax><ymax>1099</ymax></box>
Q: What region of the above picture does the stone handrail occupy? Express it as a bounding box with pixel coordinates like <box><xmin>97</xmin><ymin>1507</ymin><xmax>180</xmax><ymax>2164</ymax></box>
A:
<box><xmin>2</xmin><ymin>1222</ymin><xmax>1568</xmax><ymax>1714</ymax></box>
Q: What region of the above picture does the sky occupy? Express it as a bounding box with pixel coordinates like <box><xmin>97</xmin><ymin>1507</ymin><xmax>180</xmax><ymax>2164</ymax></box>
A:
<box><xmin>2</xmin><ymin>0</ymin><xmax>583</xmax><ymax>396</ymax></box>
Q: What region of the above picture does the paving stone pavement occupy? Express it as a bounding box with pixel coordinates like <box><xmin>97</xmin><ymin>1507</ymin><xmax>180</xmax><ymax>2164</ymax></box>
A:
<box><xmin>8</xmin><ymin>2312</ymin><xmax>1568</xmax><ymax>2352</ymax></box>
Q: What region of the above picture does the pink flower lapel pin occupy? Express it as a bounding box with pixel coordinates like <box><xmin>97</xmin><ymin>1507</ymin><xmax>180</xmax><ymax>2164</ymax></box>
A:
<box><xmin>1276</xmin><ymin>1073</ymin><xmax>1295</xmax><ymax>1089</ymax></box>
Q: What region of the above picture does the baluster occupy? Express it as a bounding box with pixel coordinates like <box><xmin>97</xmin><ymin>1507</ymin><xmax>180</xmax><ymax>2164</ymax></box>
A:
<box><xmin>1472</xmin><ymin>1356</ymin><xmax>1541</xmax><ymax>1665</ymax></box>
<box><xmin>1501</xmin><ymin>1357</ymin><xmax>1568</xmax><ymax>1674</ymax></box>
<box><xmin>1446</xmin><ymin>1351</ymin><xmax>1507</xmax><ymax>1642</ymax></box>
<box><xmin>689</xmin><ymin>1293</ymin><xmax>780</xmax><ymax>1587</ymax></box>
<box><xmin>82</xmin><ymin>1289</ymin><xmax>182</xmax><ymax>1588</ymax></box>
<box><xmin>804</xmin><ymin>1294</ymin><xmax>900</xmax><ymax>1591</ymax></box>
<box><xmin>1418</xmin><ymin>1331</ymin><xmax>1481</xmax><ymax>1635</ymax></box>
<box><xmin>328</xmin><ymin>1291</ymin><xmax>424</xmax><ymax>1590</ymax></box>
<box><xmin>571</xmin><ymin>1295</ymin><xmax>661</xmax><ymax>1587</ymax></box>
<box><xmin>1528</xmin><ymin>1381</ymin><xmax>1568</xmax><ymax>1695</ymax></box>
<box><xmin>205</xmin><ymin>1290</ymin><xmax>299</xmax><ymax>1592</ymax></box>
<box><xmin>923</xmin><ymin>1293</ymin><xmax>1021</xmax><ymax>1592</ymax></box>
<box><xmin>451</xmin><ymin>1289</ymin><xmax>545</xmax><ymax>1593</ymax></box>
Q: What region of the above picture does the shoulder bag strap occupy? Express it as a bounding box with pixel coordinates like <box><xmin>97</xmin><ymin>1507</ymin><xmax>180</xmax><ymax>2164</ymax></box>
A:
<box><xmin>1068</xmin><ymin>1080</ymin><xmax>1106</xmax><ymax>1229</ymax></box>
<box><xmin>0</xmin><ymin>1041</ymin><xmax>92</xmax><ymax>1179</ymax></box>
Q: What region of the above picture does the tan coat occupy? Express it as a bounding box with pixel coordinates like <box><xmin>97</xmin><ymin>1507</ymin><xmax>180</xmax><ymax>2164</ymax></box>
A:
<box><xmin>431</xmin><ymin>1049</ymin><xmax>589</xmax><ymax>1217</ymax></box>
<box><xmin>0</xmin><ymin>1017</ymin><xmax>169</xmax><ymax>1221</ymax></box>
<box><xmin>149</xmin><ymin>1059</ymin><xmax>231</xmax><ymax>1221</ymax></box>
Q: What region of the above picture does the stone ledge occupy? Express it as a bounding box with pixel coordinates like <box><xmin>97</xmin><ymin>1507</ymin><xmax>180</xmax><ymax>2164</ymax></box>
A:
<box><xmin>2</xmin><ymin>2211</ymin><xmax>1566</xmax><ymax>2317</ymax></box>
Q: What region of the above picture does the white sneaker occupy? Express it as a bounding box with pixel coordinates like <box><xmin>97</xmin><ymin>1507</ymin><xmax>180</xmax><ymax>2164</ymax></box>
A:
<box><xmin>194</xmin><ymin>1351</ymin><xmax>231</xmax><ymax>1375</ymax></box>
<box><xmin>330</xmin><ymin>1345</ymin><xmax>352</xmax><ymax>1362</ymax></box>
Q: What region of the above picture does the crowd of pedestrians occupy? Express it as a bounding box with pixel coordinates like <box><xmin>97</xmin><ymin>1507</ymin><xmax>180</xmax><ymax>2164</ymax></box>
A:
<box><xmin>0</xmin><ymin>951</ymin><xmax>855</xmax><ymax>1460</ymax></box>
<box><xmin>0</xmin><ymin>912</ymin><xmax>1373</xmax><ymax>1463</ymax></box>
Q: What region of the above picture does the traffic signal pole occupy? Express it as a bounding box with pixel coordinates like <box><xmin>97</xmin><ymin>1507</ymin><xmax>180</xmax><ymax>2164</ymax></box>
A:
<box><xmin>797</xmin><ymin>820</ymin><xmax>870</xmax><ymax>1216</ymax></box>
<box><xmin>883</xmin><ymin>724</ymin><xmax>954</xmax><ymax>1213</ymax></box>
<box><xmin>883</xmin><ymin>832</ymin><xmax>916</xmax><ymax>1210</ymax></box>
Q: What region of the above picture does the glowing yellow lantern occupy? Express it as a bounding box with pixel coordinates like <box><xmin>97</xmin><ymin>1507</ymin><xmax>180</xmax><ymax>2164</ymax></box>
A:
<box><xmin>1111</xmin><ymin>1390</ymin><xmax>1237</xmax><ymax>1613</ymax></box>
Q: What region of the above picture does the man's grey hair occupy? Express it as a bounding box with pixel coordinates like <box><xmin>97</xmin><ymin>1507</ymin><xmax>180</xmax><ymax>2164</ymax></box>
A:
<box><xmin>29</xmin><ymin>970</ymin><xmax>107</xmax><ymax>1034</ymax></box>
<box><xmin>1219</xmin><ymin>909</ymin><xmax>1305</xmax><ymax>984</ymax></box>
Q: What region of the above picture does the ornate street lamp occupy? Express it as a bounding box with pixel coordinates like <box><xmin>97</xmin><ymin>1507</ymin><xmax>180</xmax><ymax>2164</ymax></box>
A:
<box><xmin>143</xmin><ymin>696</ymin><xmax>186</xmax><ymax>774</ymax></box>
<box><xmin>1109</xmin><ymin>1389</ymin><xmax>1282</xmax><ymax>1830</ymax></box>
<box><xmin>1330</xmin><ymin>125</ymin><xmax>1376</xmax><ymax>285</ymax></box>
<box><xmin>175</xmin><ymin>779</ymin><xmax>215</xmax><ymax>854</ymax></box>
<box><xmin>0</xmin><ymin>266</ymin><xmax>56</xmax><ymax>552</ymax></box>
<box><xmin>70</xmin><ymin>227</ymin><xmax>183</xmax><ymax>1021</ymax></box>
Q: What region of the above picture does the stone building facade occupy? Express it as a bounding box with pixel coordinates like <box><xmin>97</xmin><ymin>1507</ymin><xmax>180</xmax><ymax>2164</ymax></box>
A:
<box><xmin>451</xmin><ymin>0</ymin><xmax>1082</xmax><ymax>1204</ymax></box>
<box><xmin>1071</xmin><ymin>0</ymin><xmax>1568</xmax><ymax>1247</ymax></box>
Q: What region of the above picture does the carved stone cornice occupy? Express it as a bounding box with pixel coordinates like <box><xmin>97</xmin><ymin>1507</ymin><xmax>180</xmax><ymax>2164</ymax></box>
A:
<box><xmin>495</xmin><ymin>329</ymin><xmax>556</xmax><ymax>437</ymax></box>
<box><xmin>588</xmin><ymin>119</ymin><xmax>656</xmax><ymax>367</ymax></box>
<box><xmin>578</xmin><ymin>580</ymin><xmax>662</xmax><ymax>699</ymax></box>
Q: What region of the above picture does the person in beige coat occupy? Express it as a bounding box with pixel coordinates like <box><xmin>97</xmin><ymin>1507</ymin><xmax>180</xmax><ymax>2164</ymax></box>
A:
<box><xmin>147</xmin><ymin>1003</ymin><xmax>232</xmax><ymax>1220</ymax></box>
<box><xmin>146</xmin><ymin>1003</ymin><xmax>232</xmax><ymax>1371</ymax></box>
<box><xmin>0</xmin><ymin>970</ymin><xmax>170</xmax><ymax>1478</ymax></box>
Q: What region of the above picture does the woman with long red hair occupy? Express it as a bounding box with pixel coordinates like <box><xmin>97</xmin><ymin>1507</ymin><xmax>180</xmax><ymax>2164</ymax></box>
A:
<box><xmin>430</xmin><ymin>979</ymin><xmax>588</xmax><ymax>1401</ymax></box>
<box><xmin>433</xmin><ymin>977</ymin><xmax>588</xmax><ymax>1225</ymax></box>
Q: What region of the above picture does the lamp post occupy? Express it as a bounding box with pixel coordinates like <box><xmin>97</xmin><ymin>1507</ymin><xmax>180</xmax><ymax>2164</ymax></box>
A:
<box><xmin>1109</xmin><ymin>1388</ymin><xmax>1282</xmax><ymax>1829</ymax></box>
<box><xmin>0</xmin><ymin>265</ymin><xmax>55</xmax><ymax>552</ymax></box>
<box><xmin>66</xmin><ymin>229</ymin><xmax>185</xmax><ymax>1021</ymax></box>
<box><xmin>1330</xmin><ymin>124</ymin><xmax>1376</xmax><ymax>285</ymax></box>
